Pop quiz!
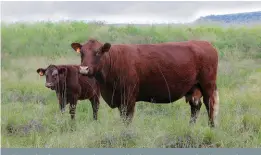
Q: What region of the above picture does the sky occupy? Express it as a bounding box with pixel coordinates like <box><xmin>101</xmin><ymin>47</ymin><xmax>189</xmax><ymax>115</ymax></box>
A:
<box><xmin>1</xmin><ymin>1</ymin><xmax>261</xmax><ymax>24</ymax></box>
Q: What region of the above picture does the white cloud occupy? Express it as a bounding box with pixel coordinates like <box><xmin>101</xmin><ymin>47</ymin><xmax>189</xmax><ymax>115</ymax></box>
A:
<box><xmin>1</xmin><ymin>1</ymin><xmax>261</xmax><ymax>24</ymax></box>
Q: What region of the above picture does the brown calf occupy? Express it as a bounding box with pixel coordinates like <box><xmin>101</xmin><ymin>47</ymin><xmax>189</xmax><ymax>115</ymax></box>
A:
<box><xmin>36</xmin><ymin>64</ymin><xmax>101</xmax><ymax>120</ymax></box>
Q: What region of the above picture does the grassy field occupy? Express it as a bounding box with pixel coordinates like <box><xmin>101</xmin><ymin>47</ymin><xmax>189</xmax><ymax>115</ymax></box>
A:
<box><xmin>1</xmin><ymin>22</ymin><xmax>261</xmax><ymax>148</ymax></box>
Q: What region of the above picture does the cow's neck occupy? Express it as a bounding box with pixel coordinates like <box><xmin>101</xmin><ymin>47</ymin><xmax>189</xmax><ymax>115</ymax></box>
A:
<box><xmin>55</xmin><ymin>81</ymin><xmax>67</xmax><ymax>96</ymax></box>
<box><xmin>94</xmin><ymin>71</ymin><xmax>105</xmax><ymax>84</ymax></box>
<box><xmin>94</xmin><ymin>51</ymin><xmax>122</xmax><ymax>106</ymax></box>
<box><xmin>95</xmin><ymin>52</ymin><xmax>111</xmax><ymax>83</ymax></box>
<box><xmin>95</xmin><ymin>69</ymin><xmax>120</xmax><ymax>108</ymax></box>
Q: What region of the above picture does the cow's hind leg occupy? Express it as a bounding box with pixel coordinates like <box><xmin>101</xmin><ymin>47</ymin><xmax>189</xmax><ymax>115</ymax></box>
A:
<box><xmin>201</xmin><ymin>84</ymin><xmax>219</xmax><ymax>128</ymax></box>
<box><xmin>189</xmin><ymin>99</ymin><xmax>202</xmax><ymax>124</ymax></box>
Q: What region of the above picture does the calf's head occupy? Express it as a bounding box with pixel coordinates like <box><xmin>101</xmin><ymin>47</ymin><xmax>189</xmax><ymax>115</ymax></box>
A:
<box><xmin>71</xmin><ymin>39</ymin><xmax>111</xmax><ymax>77</ymax></box>
<box><xmin>36</xmin><ymin>65</ymin><xmax>67</xmax><ymax>90</ymax></box>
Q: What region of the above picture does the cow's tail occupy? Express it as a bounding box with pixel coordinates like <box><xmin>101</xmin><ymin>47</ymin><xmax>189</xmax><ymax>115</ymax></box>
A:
<box><xmin>213</xmin><ymin>87</ymin><xmax>220</xmax><ymax>120</ymax></box>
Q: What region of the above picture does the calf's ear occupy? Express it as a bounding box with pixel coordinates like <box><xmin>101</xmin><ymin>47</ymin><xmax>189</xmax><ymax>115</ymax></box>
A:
<box><xmin>101</xmin><ymin>43</ymin><xmax>111</xmax><ymax>53</ymax></box>
<box><xmin>36</xmin><ymin>68</ymin><xmax>46</xmax><ymax>76</ymax></box>
<box><xmin>58</xmin><ymin>67</ymin><xmax>67</xmax><ymax>75</ymax></box>
<box><xmin>71</xmin><ymin>43</ymin><xmax>82</xmax><ymax>53</ymax></box>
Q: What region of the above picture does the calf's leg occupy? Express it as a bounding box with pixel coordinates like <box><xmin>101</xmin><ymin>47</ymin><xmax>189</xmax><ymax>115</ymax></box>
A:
<box><xmin>69</xmin><ymin>97</ymin><xmax>77</xmax><ymax>120</ymax></box>
<box><xmin>56</xmin><ymin>93</ymin><xmax>66</xmax><ymax>114</ymax></box>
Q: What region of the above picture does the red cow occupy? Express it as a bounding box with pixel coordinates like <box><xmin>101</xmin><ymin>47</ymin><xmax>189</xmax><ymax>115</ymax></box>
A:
<box><xmin>71</xmin><ymin>39</ymin><xmax>219</xmax><ymax>127</ymax></box>
<box><xmin>36</xmin><ymin>64</ymin><xmax>101</xmax><ymax>120</ymax></box>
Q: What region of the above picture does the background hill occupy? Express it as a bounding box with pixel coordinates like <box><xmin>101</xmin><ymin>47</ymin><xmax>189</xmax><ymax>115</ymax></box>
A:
<box><xmin>195</xmin><ymin>11</ymin><xmax>261</xmax><ymax>24</ymax></box>
<box><xmin>91</xmin><ymin>11</ymin><xmax>261</xmax><ymax>26</ymax></box>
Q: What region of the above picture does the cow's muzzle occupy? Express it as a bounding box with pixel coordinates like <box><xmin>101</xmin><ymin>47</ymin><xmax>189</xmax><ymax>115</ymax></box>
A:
<box><xmin>79</xmin><ymin>66</ymin><xmax>89</xmax><ymax>75</ymax></box>
<box><xmin>45</xmin><ymin>82</ymin><xmax>54</xmax><ymax>89</ymax></box>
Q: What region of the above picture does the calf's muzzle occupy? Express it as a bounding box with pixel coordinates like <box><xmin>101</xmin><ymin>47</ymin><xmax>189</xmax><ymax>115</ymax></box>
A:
<box><xmin>45</xmin><ymin>82</ymin><xmax>54</xmax><ymax>88</ymax></box>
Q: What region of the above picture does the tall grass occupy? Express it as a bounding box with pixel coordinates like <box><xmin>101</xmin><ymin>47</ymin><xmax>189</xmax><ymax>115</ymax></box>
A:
<box><xmin>1</xmin><ymin>22</ymin><xmax>261</xmax><ymax>148</ymax></box>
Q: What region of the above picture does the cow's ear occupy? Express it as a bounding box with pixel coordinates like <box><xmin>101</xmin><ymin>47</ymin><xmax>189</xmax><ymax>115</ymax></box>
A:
<box><xmin>37</xmin><ymin>68</ymin><xmax>46</xmax><ymax>76</ymax></box>
<box><xmin>100</xmin><ymin>43</ymin><xmax>111</xmax><ymax>53</ymax></box>
<box><xmin>58</xmin><ymin>67</ymin><xmax>67</xmax><ymax>75</ymax></box>
<box><xmin>71</xmin><ymin>43</ymin><xmax>82</xmax><ymax>53</ymax></box>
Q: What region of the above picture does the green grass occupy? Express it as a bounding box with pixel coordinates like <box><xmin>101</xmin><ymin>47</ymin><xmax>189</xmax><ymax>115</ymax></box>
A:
<box><xmin>1</xmin><ymin>22</ymin><xmax>261</xmax><ymax>148</ymax></box>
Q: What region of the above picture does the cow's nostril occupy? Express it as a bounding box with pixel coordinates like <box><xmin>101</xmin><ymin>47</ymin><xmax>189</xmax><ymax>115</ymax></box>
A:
<box><xmin>79</xmin><ymin>66</ymin><xmax>90</xmax><ymax>75</ymax></box>
<box><xmin>80</xmin><ymin>66</ymin><xmax>89</xmax><ymax>70</ymax></box>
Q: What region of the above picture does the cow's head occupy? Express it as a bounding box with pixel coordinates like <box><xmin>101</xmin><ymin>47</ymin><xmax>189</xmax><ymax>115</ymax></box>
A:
<box><xmin>37</xmin><ymin>65</ymin><xmax>68</xmax><ymax>113</ymax></box>
<box><xmin>36</xmin><ymin>65</ymin><xmax>67</xmax><ymax>90</ymax></box>
<box><xmin>71</xmin><ymin>39</ymin><xmax>111</xmax><ymax>77</ymax></box>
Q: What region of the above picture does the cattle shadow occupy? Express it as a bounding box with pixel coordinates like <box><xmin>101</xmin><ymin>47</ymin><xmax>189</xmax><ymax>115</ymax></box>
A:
<box><xmin>5</xmin><ymin>120</ymin><xmax>45</xmax><ymax>136</ymax></box>
<box><xmin>156</xmin><ymin>132</ymin><xmax>221</xmax><ymax>148</ymax></box>
<box><xmin>88</xmin><ymin>128</ymin><xmax>138</xmax><ymax>148</ymax></box>
<box><xmin>4</xmin><ymin>116</ymin><xmax>79</xmax><ymax>137</ymax></box>
<box><xmin>136</xmin><ymin>102</ymin><xmax>174</xmax><ymax>117</ymax></box>
<box><xmin>2</xmin><ymin>88</ymin><xmax>52</xmax><ymax>105</ymax></box>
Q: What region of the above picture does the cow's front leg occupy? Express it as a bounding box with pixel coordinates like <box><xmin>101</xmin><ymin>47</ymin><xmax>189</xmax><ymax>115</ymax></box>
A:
<box><xmin>118</xmin><ymin>101</ymin><xmax>136</xmax><ymax>126</ymax></box>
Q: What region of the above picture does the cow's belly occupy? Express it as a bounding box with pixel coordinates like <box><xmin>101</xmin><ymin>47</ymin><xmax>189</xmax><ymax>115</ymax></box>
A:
<box><xmin>99</xmin><ymin>73</ymin><xmax>196</xmax><ymax>106</ymax></box>
<box><xmin>137</xmin><ymin>76</ymin><xmax>196</xmax><ymax>103</ymax></box>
